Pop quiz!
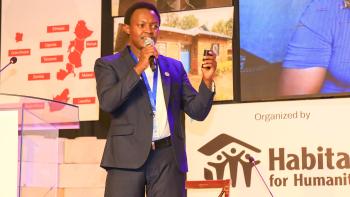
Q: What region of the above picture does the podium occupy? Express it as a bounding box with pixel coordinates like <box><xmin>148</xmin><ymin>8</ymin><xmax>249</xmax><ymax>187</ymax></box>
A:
<box><xmin>186</xmin><ymin>179</ymin><xmax>231</xmax><ymax>197</ymax></box>
<box><xmin>0</xmin><ymin>93</ymin><xmax>79</xmax><ymax>197</ymax></box>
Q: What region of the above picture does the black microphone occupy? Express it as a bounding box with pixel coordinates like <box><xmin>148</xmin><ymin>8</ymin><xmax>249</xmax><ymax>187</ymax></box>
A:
<box><xmin>0</xmin><ymin>57</ymin><xmax>17</xmax><ymax>73</ymax></box>
<box><xmin>248</xmin><ymin>156</ymin><xmax>275</xmax><ymax>197</ymax></box>
<box><xmin>144</xmin><ymin>37</ymin><xmax>157</xmax><ymax>72</ymax></box>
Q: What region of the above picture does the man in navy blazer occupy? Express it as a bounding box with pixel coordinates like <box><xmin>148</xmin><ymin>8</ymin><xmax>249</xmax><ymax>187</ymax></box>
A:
<box><xmin>94</xmin><ymin>2</ymin><xmax>217</xmax><ymax>197</ymax></box>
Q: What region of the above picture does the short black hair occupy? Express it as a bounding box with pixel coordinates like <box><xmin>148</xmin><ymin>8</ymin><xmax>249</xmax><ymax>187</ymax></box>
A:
<box><xmin>124</xmin><ymin>2</ymin><xmax>161</xmax><ymax>25</ymax></box>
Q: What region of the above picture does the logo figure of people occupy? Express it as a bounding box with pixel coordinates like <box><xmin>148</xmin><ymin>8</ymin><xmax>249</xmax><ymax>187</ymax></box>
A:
<box><xmin>199</xmin><ymin>134</ymin><xmax>261</xmax><ymax>187</ymax></box>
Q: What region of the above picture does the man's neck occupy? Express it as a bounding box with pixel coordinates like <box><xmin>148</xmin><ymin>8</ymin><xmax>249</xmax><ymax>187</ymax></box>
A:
<box><xmin>129</xmin><ymin>45</ymin><xmax>141</xmax><ymax>58</ymax></box>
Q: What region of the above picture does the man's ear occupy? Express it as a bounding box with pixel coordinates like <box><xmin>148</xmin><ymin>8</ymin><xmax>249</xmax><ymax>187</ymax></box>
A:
<box><xmin>123</xmin><ymin>24</ymin><xmax>130</xmax><ymax>35</ymax></box>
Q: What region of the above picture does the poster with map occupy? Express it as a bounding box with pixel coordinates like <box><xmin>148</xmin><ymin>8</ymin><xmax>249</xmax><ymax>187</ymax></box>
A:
<box><xmin>0</xmin><ymin>0</ymin><xmax>101</xmax><ymax>121</ymax></box>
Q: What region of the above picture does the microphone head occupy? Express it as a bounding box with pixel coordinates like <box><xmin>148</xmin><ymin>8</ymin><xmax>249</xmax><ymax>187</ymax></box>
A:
<box><xmin>10</xmin><ymin>57</ymin><xmax>17</xmax><ymax>64</ymax></box>
<box><xmin>144</xmin><ymin>37</ymin><xmax>155</xmax><ymax>47</ymax></box>
<box><xmin>248</xmin><ymin>155</ymin><xmax>255</xmax><ymax>163</ymax></box>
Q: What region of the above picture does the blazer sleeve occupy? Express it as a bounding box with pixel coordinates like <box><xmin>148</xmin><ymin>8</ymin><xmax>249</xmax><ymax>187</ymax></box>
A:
<box><xmin>179</xmin><ymin>62</ymin><xmax>214</xmax><ymax>121</ymax></box>
<box><xmin>94</xmin><ymin>56</ymin><xmax>141</xmax><ymax>113</ymax></box>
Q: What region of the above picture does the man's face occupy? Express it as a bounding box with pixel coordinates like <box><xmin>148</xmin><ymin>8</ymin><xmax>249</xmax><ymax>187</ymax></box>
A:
<box><xmin>124</xmin><ymin>8</ymin><xmax>160</xmax><ymax>50</ymax></box>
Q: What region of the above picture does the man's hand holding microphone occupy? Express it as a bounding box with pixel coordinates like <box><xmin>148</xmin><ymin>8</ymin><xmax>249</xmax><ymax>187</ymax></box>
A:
<box><xmin>134</xmin><ymin>37</ymin><xmax>159</xmax><ymax>75</ymax></box>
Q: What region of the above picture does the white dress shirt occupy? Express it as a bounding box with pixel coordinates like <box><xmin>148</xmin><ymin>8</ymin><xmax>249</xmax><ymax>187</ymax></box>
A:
<box><xmin>143</xmin><ymin>66</ymin><xmax>171</xmax><ymax>141</ymax></box>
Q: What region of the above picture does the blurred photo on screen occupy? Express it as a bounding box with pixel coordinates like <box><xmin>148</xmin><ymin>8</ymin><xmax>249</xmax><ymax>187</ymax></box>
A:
<box><xmin>113</xmin><ymin>6</ymin><xmax>234</xmax><ymax>101</ymax></box>
<box><xmin>112</xmin><ymin>0</ymin><xmax>233</xmax><ymax>16</ymax></box>
<box><xmin>240</xmin><ymin>0</ymin><xmax>350</xmax><ymax>101</ymax></box>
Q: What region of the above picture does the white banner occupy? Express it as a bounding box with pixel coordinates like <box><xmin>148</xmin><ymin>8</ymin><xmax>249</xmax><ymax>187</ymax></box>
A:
<box><xmin>1</xmin><ymin>0</ymin><xmax>101</xmax><ymax>121</ymax></box>
<box><xmin>186</xmin><ymin>98</ymin><xmax>350</xmax><ymax>197</ymax></box>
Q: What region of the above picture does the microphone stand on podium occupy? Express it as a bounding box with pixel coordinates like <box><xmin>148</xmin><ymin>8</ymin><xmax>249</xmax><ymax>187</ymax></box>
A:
<box><xmin>249</xmin><ymin>156</ymin><xmax>275</xmax><ymax>197</ymax></box>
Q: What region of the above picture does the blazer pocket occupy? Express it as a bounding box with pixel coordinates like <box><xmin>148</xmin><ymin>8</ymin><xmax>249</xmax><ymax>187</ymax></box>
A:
<box><xmin>109</xmin><ymin>123</ymin><xmax>135</xmax><ymax>136</ymax></box>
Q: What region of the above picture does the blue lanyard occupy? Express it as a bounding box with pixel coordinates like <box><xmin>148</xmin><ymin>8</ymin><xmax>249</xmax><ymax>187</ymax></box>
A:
<box><xmin>128</xmin><ymin>46</ymin><xmax>158</xmax><ymax>112</ymax></box>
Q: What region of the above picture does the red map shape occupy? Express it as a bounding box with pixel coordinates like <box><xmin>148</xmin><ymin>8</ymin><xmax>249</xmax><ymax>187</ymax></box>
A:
<box><xmin>57</xmin><ymin>20</ymin><xmax>93</xmax><ymax>80</ymax></box>
<box><xmin>15</xmin><ymin>32</ymin><xmax>23</xmax><ymax>42</ymax></box>
<box><xmin>49</xmin><ymin>88</ymin><xmax>70</xmax><ymax>112</ymax></box>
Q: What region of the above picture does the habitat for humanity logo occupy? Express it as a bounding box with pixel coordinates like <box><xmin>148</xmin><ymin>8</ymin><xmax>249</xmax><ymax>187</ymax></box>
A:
<box><xmin>198</xmin><ymin>133</ymin><xmax>261</xmax><ymax>187</ymax></box>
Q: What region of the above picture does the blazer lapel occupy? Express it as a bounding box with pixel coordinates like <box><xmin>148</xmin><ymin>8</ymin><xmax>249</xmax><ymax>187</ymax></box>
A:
<box><xmin>122</xmin><ymin>47</ymin><xmax>153</xmax><ymax>113</ymax></box>
<box><xmin>158</xmin><ymin>56</ymin><xmax>171</xmax><ymax>107</ymax></box>
<box><xmin>121</xmin><ymin>47</ymin><xmax>138</xmax><ymax>69</ymax></box>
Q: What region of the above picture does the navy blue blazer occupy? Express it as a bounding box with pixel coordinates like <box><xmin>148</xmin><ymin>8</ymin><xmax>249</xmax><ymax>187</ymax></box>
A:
<box><xmin>94</xmin><ymin>47</ymin><xmax>214</xmax><ymax>172</ymax></box>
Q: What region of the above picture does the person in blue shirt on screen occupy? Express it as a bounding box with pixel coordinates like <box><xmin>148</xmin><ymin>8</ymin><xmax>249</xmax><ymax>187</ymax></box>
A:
<box><xmin>279</xmin><ymin>0</ymin><xmax>350</xmax><ymax>96</ymax></box>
